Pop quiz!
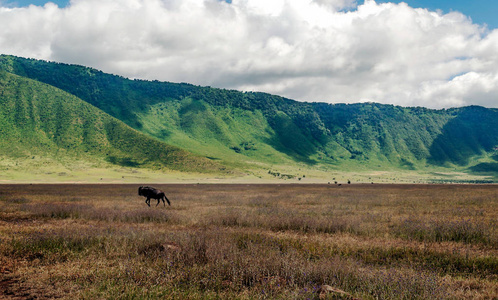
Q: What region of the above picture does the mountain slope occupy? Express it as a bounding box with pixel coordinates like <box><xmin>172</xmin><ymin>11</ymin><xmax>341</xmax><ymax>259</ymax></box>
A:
<box><xmin>0</xmin><ymin>70</ymin><xmax>222</xmax><ymax>173</ymax></box>
<box><xmin>1</xmin><ymin>55</ymin><xmax>497</xmax><ymax>177</ymax></box>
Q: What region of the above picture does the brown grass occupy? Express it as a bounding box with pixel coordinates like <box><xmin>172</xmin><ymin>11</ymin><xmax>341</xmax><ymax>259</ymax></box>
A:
<box><xmin>0</xmin><ymin>183</ymin><xmax>496</xmax><ymax>299</ymax></box>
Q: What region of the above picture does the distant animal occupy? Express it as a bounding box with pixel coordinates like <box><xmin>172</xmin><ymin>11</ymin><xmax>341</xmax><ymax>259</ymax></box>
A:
<box><xmin>138</xmin><ymin>186</ymin><xmax>171</xmax><ymax>207</ymax></box>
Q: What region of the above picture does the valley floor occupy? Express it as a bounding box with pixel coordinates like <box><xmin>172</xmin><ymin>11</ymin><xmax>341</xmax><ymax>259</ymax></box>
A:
<box><xmin>0</xmin><ymin>160</ymin><xmax>495</xmax><ymax>185</ymax></box>
<box><xmin>0</xmin><ymin>184</ymin><xmax>497</xmax><ymax>299</ymax></box>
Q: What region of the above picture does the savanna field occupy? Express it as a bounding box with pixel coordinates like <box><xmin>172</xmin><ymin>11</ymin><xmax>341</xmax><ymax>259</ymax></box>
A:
<box><xmin>0</xmin><ymin>184</ymin><xmax>497</xmax><ymax>299</ymax></box>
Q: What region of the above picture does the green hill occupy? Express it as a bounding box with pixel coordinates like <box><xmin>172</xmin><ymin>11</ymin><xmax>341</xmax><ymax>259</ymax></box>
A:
<box><xmin>0</xmin><ymin>55</ymin><xmax>497</xmax><ymax>181</ymax></box>
<box><xmin>0</xmin><ymin>69</ymin><xmax>223</xmax><ymax>175</ymax></box>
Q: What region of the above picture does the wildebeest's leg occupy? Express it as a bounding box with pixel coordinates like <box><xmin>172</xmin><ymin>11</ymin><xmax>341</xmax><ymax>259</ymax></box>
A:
<box><xmin>156</xmin><ymin>198</ymin><xmax>160</xmax><ymax>207</ymax></box>
<box><xmin>146</xmin><ymin>197</ymin><xmax>151</xmax><ymax>207</ymax></box>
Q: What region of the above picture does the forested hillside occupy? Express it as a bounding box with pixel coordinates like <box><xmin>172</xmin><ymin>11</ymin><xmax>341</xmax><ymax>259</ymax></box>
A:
<box><xmin>0</xmin><ymin>69</ymin><xmax>222</xmax><ymax>173</ymax></box>
<box><xmin>0</xmin><ymin>55</ymin><xmax>497</xmax><ymax>178</ymax></box>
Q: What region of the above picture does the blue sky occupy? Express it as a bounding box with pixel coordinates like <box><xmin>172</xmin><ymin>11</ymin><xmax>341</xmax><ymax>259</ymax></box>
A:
<box><xmin>2</xmin><ymin>0</ymin><xmax>68</xmax><ymax>7</ymax></box>
<box><xmin>3</xmin><ymin>0</ymin><xmax>497</xmax><ymax>28</ymax></box>
<box><xmin>373</xmin><ymin>0</ymin><xmax>498</xmax><ymax>28</ymax></box>
<box><xmin>1</xmin><ymin>0</ymin><xmax>497</xmax><ymax>108</ymax></box>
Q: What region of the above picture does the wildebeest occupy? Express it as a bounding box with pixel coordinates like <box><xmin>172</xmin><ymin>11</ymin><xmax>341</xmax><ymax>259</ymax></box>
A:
<box><xmin>138</xmin><ymin>186</ymin><xmax>171</xmax><ymax>207</ymax></box>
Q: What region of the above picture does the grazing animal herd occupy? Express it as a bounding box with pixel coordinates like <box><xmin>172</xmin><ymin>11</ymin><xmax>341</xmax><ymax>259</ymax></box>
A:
<box><xmin>138</xmin><ymin>186</ymin><xmax>171</xmax><ymax>207</ymax></box>
<box><xmin>138</xmin><ymin>181</ymin><xmax>357</xmax><ymax>207</ymax></box>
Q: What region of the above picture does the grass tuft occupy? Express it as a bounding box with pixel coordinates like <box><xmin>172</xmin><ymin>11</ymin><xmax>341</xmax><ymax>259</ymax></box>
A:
<box><xmin>396</xmin><ymin>217</ymin><xmax>497</xmax><ymax>246</ymax></box>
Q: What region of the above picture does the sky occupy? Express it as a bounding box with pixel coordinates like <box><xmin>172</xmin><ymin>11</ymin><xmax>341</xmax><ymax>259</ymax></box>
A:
<box><xmin>374</xmin><ymin>1</ymin><xmax>498</xmax><ymax>29</ymax></box>
<box><xmin>0</xmin><ymin>0</ymin><xmax>497</xmax><ymax>109</ymax></box>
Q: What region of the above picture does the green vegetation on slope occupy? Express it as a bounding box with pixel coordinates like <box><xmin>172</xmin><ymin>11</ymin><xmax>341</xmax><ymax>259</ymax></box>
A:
<box><xmin>0</xmin><ymin>70</ymin><xmax>222</xmax><ymax>173</ymax></box>
<box><xmin>0</xmin><ymin>55</ymin><xmax>497</xmax><ymax>178</ymax></box>
<box><xmin>135</xmin><ymin>99</ymin><xmax>294</xmax><ymax>166</ymax></box>
<box><xmin>429</xmin><ymin>106</ymin><xmax>498</xmax><ymax>166</ymax></box>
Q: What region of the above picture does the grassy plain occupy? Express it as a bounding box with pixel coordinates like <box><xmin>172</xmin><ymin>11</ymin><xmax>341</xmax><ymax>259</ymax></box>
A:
<box><xmin>0</xmin><ymin>184</ymin><xmax>496</xmax><ymax>299</ymax></box>
<box><xmin>1</xmin><ymin>155</ymin><xmax>495</xmax><ymax>185</ymax></box>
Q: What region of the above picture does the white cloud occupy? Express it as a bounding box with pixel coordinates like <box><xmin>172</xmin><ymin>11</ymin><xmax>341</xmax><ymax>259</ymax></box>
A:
<box><xmin>0</xmin><ymin>0</ymin><xmax>497</xmax><ymax>108</ymax></box>
<box><xmin>415</xmin><ymin>72</ymin><xmax>498</xmax><ymax>108</ymax></box>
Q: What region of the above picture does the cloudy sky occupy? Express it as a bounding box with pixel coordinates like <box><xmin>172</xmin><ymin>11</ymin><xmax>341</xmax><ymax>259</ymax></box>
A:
<box><xmin>1</xmin><ymin>0</ymin><xmax>497</xmax><ymax>108</ymax></box>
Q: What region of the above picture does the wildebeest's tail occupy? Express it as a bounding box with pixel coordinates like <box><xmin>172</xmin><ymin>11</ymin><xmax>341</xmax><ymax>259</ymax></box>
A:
<box><xmin>164</xmin><ymin>194</ymin><xmax>171</xmax><ymax>206</ymax></box>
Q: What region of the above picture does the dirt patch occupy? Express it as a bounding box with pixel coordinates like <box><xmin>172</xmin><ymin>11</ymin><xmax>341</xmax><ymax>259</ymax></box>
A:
<box><xmin>0</xmin><ymin>276</ymin><xmax>31</xmax><ymax>300</ymax></box>
<box><xmin>0</xmin><ymin>260</ymin><xmax>30</xmax><ymax>300</ymax></box>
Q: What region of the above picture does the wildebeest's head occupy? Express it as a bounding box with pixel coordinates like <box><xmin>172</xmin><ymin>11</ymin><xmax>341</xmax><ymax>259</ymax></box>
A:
<box><xmin>138</xmin><ymin>186</ymin><xmax>143</xmax><ymax>196</ymax></box>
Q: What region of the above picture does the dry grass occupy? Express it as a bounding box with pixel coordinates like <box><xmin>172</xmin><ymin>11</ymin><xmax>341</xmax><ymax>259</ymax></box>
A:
<box><xmin>0</xmin><ymin>184</ymin><xmax>496</xmax><ymax>299</ymax></box>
